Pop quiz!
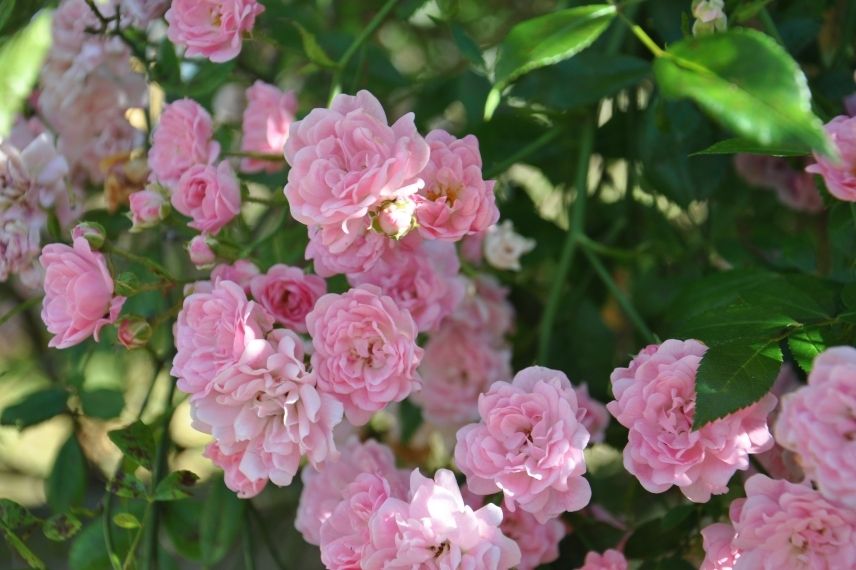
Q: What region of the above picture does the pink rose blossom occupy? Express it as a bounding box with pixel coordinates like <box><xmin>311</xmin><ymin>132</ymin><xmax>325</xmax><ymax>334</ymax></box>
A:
<box><xmin>248</xmin><ymin>264</ymin><xmax>326</xmax><ymax>332</ymax></box>
<box><xmin>500</xmin><ymin>507</ymin><xmax>565</xmax><ymax>570</ymax></box>
<box><xmin>734</xmin><ymin>154</ymin><xmax>823</xmax><ymax>213</ymax></box>
<box><xmin>460</xmin><ymin>231</ymin><xmax>485</xmax><ymax>265</ymax></box>
<box><xmin>483</xmin><ymin>220</ymin><xmax>535</xmax><ymax>271</ymax></box>
<box><xmin>362</xmin><ymin>468</ymin><xmax>521</xmax><ymax>569</ymax></box>
<box><xmin>240</xmin><ymin>81</ymin><xmax>297</xmax><ymax>173</ymax></box>
<box><xmin>575</xmin><ymin>549</ymin><xmax>628</xmax><ymax>570</ymax></box>
<box><xmin>296</xmin><ymin>438</ymin><xmax>403</xmax><ymax>545</ymax></box>
<box><xmin>449</xmin><ymin>274</ymin><xmax>515</xmax><ymax>340</ymax></box>
<box><xmin>728</xmin><ymin>475</ymin><xmax>856</xmax><ymax>570</ymax></box>
<box><xmin>172</xmin><ymin>279</ymin><xmax>273</xmax><ymax>395</ymax></box>
<box><xmin>776</xmin><ymin>172</ymin><xmax>824</xmax><ymax>213</ymax></box>
<box><xmin>775</xmin><ymin>346</ymin><xmax>856</xmax><ymax>508</ymax></box>
<box><xmin>172</xmin><ymin>161</ymin><xmax>241</xmax><ymax>234</ymax></box>
<box><xmin>211</xmin><ymin>259</ymin><xmax>260</xmax><ymax>292</ymax></box>
<box><xmin>0</xmin><ymin>135</ymin><xmax>68</xmax><ymax>210</ymax></box>
<box><xmin>166</xmin><ymin>0</ymin><xmax>264</xmax><ymax>63</ymax></box>
<box><xmin>575</xmin><ymin>383</ymin><xmax>610</xmax><ymax>444</ymax></box>
<box><xmin>283</xmin><ymin>90</ymin><xmax>429</xmax><ymax>226</ymax></box>
<box><xmin>0</xmin><ymin>205</ymin><xmax>43</xmax><ymax>282</ymax></box>
<box><xmin>188</xmin><ymin>235</ymin><xmax>216</xmax><ymax>268</ymax></box>
<box><xmin>306</xmin><ymin>284</ymin><xmax>422</xmax><ymax>425</ymax></box>
<box><xmin>192</xmin><ymin>330</ymin><xmax>343</xmax><ymax>495</ymax></box>
<box><xmin>415</xmin><ymin>129</ymin><xmax>499</xmax><ymax>241</ymax></box>
<box><xmin>700</xmin><ymin>522</ymin><xmax>740</xmax><ymax>570</ymax></box>
<box><xmin>204</xmin><ymin>440</ymin><xmax>268</xmax><ymax>498</ymax></box>
<box><xmin>751</xmin><ymin>365</ymin><xmax>803</xmax><ymax>482</ymax></box>
<box><xmin>149</xmin><ymin>99</ymin><xmax>220</xmax><ymax>187</ymax></box>
<box><xmin>39</xmin><ymin>236</ymin><xmax>126</xmax><ymax>349</ymax></box>
<box><xmin>347</xmin><ymin>240</ymin><xmax>465</xmax><ymax>332</ymax></box>
<box><xmin>128</xmin><ymin>187</ymin><xmax>169</xmax><ymax>231</ymax></box>
<box><xmin>806</xmin><ymin>115</ymin><xmax>856</xmax><ymax>201</ymax></box>
<box><xmin>455</xmin><ymin>366</ymin><xmax>592</xmax><ymax>523</ymax></box>
<box><xmin>846</xmin><ymin>92</ymin><xmax>856</xmax><ymax>117</ymax></box>
<box><xmin>305</xmin><ymin>216</ymin><xmax>391</xmax><ymax>278</ymax></box>
<box><xmin>607</xmin><ymin>339</ymin><xmax>776</xmax><ymax>502</ymax></box>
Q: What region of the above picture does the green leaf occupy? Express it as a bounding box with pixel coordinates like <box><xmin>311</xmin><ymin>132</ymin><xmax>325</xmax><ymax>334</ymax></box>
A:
<box><xmin>45</xmin><ymin>435</ymin><xmax>86</xmax><ymax>513</ymax></box>
<box><xmin>293</xmin><ymin>22</ymin><xmax>337</xmax><ymax>68</ymax></box>
<box><xmin>153</xmin><ymin>40</ymin><xmax>181</xmax><ymax>86</ymax></box>
<box><xmin>653</xmin><ymin>29</ymin><xmax>833</xmax><ymax>156</ymax></box>
<box><xmin>42</xmin><ymin>513</ymin><xmax>82</xmax><ymax>541</ymax></box>
<box><xmin>450</xmin><ymin>23</ymin><xmax>484</xmax><ymax>69</ymax></box>
<box><xmin>164</xmin><ymin>502</ymin><xmax>203</xmax><ymax>561</ymax></box>
<box><xmin>788</xmin><ymin>328</ymin><xmax>826</xmax><ymax>373</ymax></box>
<box><xmin>0</xmin><ymin>499</ymin><xmax>38</xmax><ymax>530</ymax></box>
<box><xmin>2</xmin><ymin>526</ymin><xmax>45</xmax><ymax>569</ymax></box>
<box><xmin>200</xmin><ymin>477</ymin><xmax>245</xmax><ymax>565</ymax></box>
<box><xmin>113</xmin><ymin>513</ymin><xmax>141</xmax><ymax>530</ymax></box>
<box><xmin>0</xmin><ymin>9</ymin><xmax>51</xmax><ymax>135</ymax></box>
<box><xmin>182</xmin><ymin>61</ymin><xmax>236</xmax><ymax>98</ymax></box>
<box><xmin>624</xmin><ymin>512</ymin><xmax>696</xmax><ymax>559</ymax></box>
<box><xmin>106</xmin><ymin>470</ymin><xmax>148</xmax><ymax>500</ymax></box>
<box><xmin>0</xmin><ymin>388</ymin><xmax>68</xmax><ymax>428</ymax></box>
<box><xmin>108</xmin><ymin>420</ymin><xmax>155</xmax><ymax>470</ymax></box>
<box><xmin>69</xmin><ymin>517</ymin><xmax>133</xmax><ymax>570</ymax></box>
<box><xmin>733</xmin><ymin>0</ymin><xmax>775</xmax><ymax>23</ymax></box>
<box><xmin>153</xmin><ymin>470</ymin><xmax>200</xmax><ymax>502</ymax></box>
<box><xmin>80</xmin><ymin>389</ymin><xmax>125</xmax><ymax>420</ymax></box>
<box><xmin>694</xmin><ymin>341</ymin><xmax>782</xmax><ymax>428</ymax></box>
<box><xmin>0</xmin><ymin>0</ymin><xmax>16</xmax><ymax>32</ymax></box>
<box><xmin>692</xmin><ymin>137</ymin><xmax>810</xmax><ymax>157</ymax></box>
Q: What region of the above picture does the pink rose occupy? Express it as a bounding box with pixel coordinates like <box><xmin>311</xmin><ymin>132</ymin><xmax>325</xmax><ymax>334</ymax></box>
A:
<box><xmin>728</xmin><ymin>475</ymin><xmax>856</xmax><ymax>569</ymax></box>
<box><xmin>39</xmin><ymin>236</ymin><xmax>126</xmax><ymax>349</ymax></box>
<box><xmin>500</xmin><ymin>507</ymin><xmax>565</xmax><ymax>570</ymax></box>
<box><xmin>575</xmin><ymin>549</ymin><xmax>628</xmax><ymax>570</ymax></box>
<box><xmin>575</xmin><ymin>383</ymin><xmax>610</xmax><ymax>444</ymax></box>
<box><xmin>305</xmin><ymin>284</ymin><xmax>423</xmax><ymax>425</ymax></box>
<box><xmin>455</xmin><ymin>366</ymin><xmax>592</xmax><ymax>523</ymax></box>
<box><xmin>248</xmin><ymin>264</ymin><xmax>326</xmax><ymax>332</ymax></box>
<box><xmin>165</xmin><ymin>0</ymin><xmax>264</xmax><ymax>63</ymax></box>
<box><xmin>187</xmin><ymin>235</ymin><xmax>216</xmax><ymax>268</ymax></box>
<box><xmin>775</xmin><ymin>171</ymin><xmax>824</xmax><ymax>214</ymax></box>
<box><xmin>347</xmin><ymin>240</ymin><xmax>465</xmax><ymax>332</ymax></box>
<box><xmin>117</xmin><ymin>0</ymin><xmax>169</xmax><ymax>28</ymax></box>
<box><xmin>172</xmin><ymin>161</ymin><xmax>241</xmax><ymax>234</ymax></box>
<box><xmin>700</xmin><ymin>522</ymin><xmax>740</xmax><ymax>570</ymax></box>
<box><xmin>204</xmin><ymin>440</ymin><xmax>267</xmax><ymax>498</ymax></box>
<box><xmin>211</xmin><ymin>259</ymin><xmax>260</xmax><ymax>292</ymax></box>
<box><xmin>607</xmin><ymin>339</ymin><xmax>776</xmax><ymax>502</ymax></box>
<box><xmin>283</xmin><ymin>90</ymin><xmax>429</xmax><ymax>226</ymax></box>
<box><xmin>734</xmin><ymin>154</ymin><xmax>823</xmax><ymax>213</ymax></box>
<box><xmin>806</xmin><ymin>115</ymin><xmax>856</xmax><ymax>201</ymax></box>
<box><xmin>305</xmin><ymin>216</ymin><xmax>391</xmax><ymax>278</ymax></box>
<box><xmin>240</xmin><ymin>81</ymin><xmax>297</xmax><ymax>173</ymax></box>
<box><xmin>296</xmin><ymin>438</ymin><xmax>404</xmax><ymax>545</ymax></box>
<box><xmin>751</xmin><ymin>365</ymin><xmax>803</xmax><ymax>482</ymax></box>
<box><xmin>171</xmin><ymin>279</ymin><xmax>273</xmax><ymax>395</ymax></box>
<box><xmin>362</xmin><ymin>469</ymin><xmax>521</xmax><ymax>569</ymax></box>
<box><xmin>128</xmin><ymin>187</ymin><xmax>169</xmax><ymax>231</ymax></box>
<box><xmin>414</xmin><ymin>321</ymin><xmax>512</xmax><ymax>425</ymax></box>
<box><xmin>0</xmin><ymin>205</ymin><xmax>43</xmax><ymax>282</ymax></box>
<box><xmin>415</xmin><ymin>129</ymin><xmax>499</xmax><ymax>241</ymax></box>
<box><xmin>149</xmin><ymin>99</ymin><xmax>220</xmax><ymax>187</ymax></box>
<box><xmin>449</xmin><ymin>274</ymin><xmax>515</xmax><ymax>340</ymax></box>
<box><xmin>775</xmin><ymin>346</ymin><xmax>856</xmax><ymax>508</ymax></box>
<box><xmin>192</xmin><ymin>330</ymin><xmax>343</xmax><ymax>495</ymax></box>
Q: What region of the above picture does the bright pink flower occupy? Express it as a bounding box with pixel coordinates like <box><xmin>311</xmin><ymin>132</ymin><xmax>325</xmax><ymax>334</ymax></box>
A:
<box><xmin>775</xmin><ymin>346</ymin><xmax>856</xmax><ymax>508</ymax></box>
<box><xmin>607</xmin><ymin>339</ymin><xmax>776</xmax><ymax>502</ymax></box>
<box><xmin>296</xmin><ymin>438</ymin><xmax>403</xmax><ymax>545</ymax></box>
<box><xmin>415</xmin><ymin>129</ymin><xmax>498</xmax><ymax>241</ymax></box>
<box><xmin>171</xmin><ymin>279</ymin><xmax>273</xmax><ymax>395</ymax></box>
<box><xmin>211</xmin><ymin>259</ymin><xmax>260</xmax><ymax>292</ymax></box>
<box><xmin>362</xmin><ymin>469</ymin><xmax>521</xmax><ymax>569</ymax></box>
<box><xmin>248</xmin><ymin>264</ymin><xmax>326</xmax><ymax>332</ymax></box>
<box><xmin>39</xmin><ymin>237</ymin><xmax>126</xmax><ymax>349</ymax></box>
<box><xmin>165</xmin><ymin>0</ymin><xmax>264</xmax><ymax>63</ymax></box>
<box><xmin>172</xmin><ymin>161</ymin><xmax>241</xmax><ymax>234</ymax></box>
<box><xmin>240</xmin><ymin>81</ymin><xmax>297</xmax><ymax>173</ymax></box>
<box><xmin>500</xmin><ymin>507</ymin><xmax>565</xmax><ymax>570</ymax></box>
<box><xmin>306</xmin><ymin>284</ymin><xmax>422</xmax><ymax>425</ymax></box>
<box><xmin>149</xmin><ymin>99</ymin><xmax>220</xmax><ymax>187</ymax></box>
<box><xmin>283</xmin><ymin>90</ymin><xmax>429</xmax><ymax>226</ymax></box>
<box><xmin>347</xmin><ymin>240</ymin><xmax>465</xmax><ymax>332</ymax></box>
<box><xmin>728</xmin><ymin>475</ymin><xmax>856</xmax><ymax>569</ymax></box>
<box><xmin>414</xmin><ymin>321</ymin><xmax>511</xmax><ymax>425</ymax></box>
<box><xmin>455</xmin><ymin>366</ymin><xmax>592</xmax><ymax>523</ymax></box>
<box><xmin>575</xmin><ymin>549</ymin><xmax>628</xmax><ymax>570</ymax></box>
<box><xmin>806</xmin><ymin>115</ymin><xmax>856</xmax><ymax>201</ymax></box>
<box><xmin>129</xmin><ymin>187</ymin><xmax>169</xmax><ymax>231</ymax></box>
<box><xmin>188</xmin><ymin>235</ymin><xmax>216</xmax><ymax>268</ymax></box>
<box><xmin>305</xmin><ymin>216</ymin><xmax>391</xmax><ymax>278</ymax></box>
<box><xmin>575</xmin><ymin>383</ymin><xmax>610</xmax><ymax>444</ymax></box>
<box><xmin>192</xmin><ymin>330</ymin><xmax>343</xmax><ymax>495</ymax></box>
<box><xmin>700</xmin><ymin>522</ymin><xmax>740</xmax><ymax>570</ymax></box>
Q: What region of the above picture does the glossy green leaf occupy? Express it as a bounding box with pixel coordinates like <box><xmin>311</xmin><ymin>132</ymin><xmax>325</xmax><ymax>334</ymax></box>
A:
<box><xmin>45</xmin><ymin>435</ymin><xmax>86</xmax><ymax>513</ymax></box>
<box><xmin>694</xmin><ymin>341</ymin><xmax>782</xmax><ymax>428</ymax></box>
<box><xmin>42</xmin><ymin>513</ymin><xmax>82</xmax><ymax>541</ymax></box>
<box><xmin>108</xmin><ymin>420</ymin><xmax>155</xmax><ymax>470</ymax></box>
<box><xmin>112</xmin><ymin>512</ymin><xmax>141</xmax><ymax>530</ymax></box>
<box><xmin>788</xmin><ymin>328</ymin><xmax>826</xmax><ymax>373</ymax></box>
<box><xmin>654</xmin><ymin>29</ymin><xmax>833</xmax><ymax>156</ymax></box>
<box><xmin>0</xmin><ymin>9</ymin><xmax>51</xmax><ymax>135</ymax></box>
<box><xmin>0</xmin><ymin>388</ymin><xmax>68</xmax><ymax>429</ymax></box>
<box><xmin>200</xmin><ymin>477</ymin><xmax>244</xmax><ymax>565</ymax></box>
<box><xmin>80</xmin><ymin>388</ymin><xmax>125</xmax><ymax>420</ymax></box>
<box><xmin>153</xmin><ymin>470</ymin><xmax>200</xmax><ymax>502</ymax></box>
<box><xmin>692</xmin><ymin>137</ymin><xmax>810</xmax><ymax>157</ymax></box>
<box><xmin>451</xmin><ymin>23</ymin><xmax>484</xmax><ymax>69</ymax></box>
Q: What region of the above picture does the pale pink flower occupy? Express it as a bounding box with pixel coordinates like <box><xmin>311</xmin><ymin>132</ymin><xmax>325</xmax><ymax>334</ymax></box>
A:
<box><xmin>415</xmin><ymin>129</ymin><xmax>498</xmax><ymax>241</ymax></box>
<box><xmin>455</xmin><ymin>366</ymin><xmax>592</xmax><ymax>523</ymax></box>
<box><xmin>500</xmin><ymin>507</ymin><xmax>565</xmax><ymax>570</ymax></box>
<box><xmin>305</xmin><ymin>284</ymin><xmax>422</xmax><ymax>425</ymax></box>
<box><xmin>607</xmin><ymin>339</ymin><xmax>776</xmax><ymax>502</ymax></box>
<box><xmin>362</xmin><ymin>469</ymin><xmax>521</xmax><ymax>569</ymax></box>
<box><xmin>296</xmin><ymin>438</ymin><xmax>403</xmax><ymax>545</ymax></box>
<box><xmin>776</xmin><ymin>172</ymin><xmax>824</xmax><ymax>214</ymax></box>
<box><xmin>734</xmin><ymin>154</ymin><xmax>823</xmax><ymax>213</ymax></box>
<box><xmin>575</xmin><ymin>383</ymin><xmax>610</xmax><ymax>444</ymax></box>
<box><xmin>240</xmin><ymin>81</ymin><xmax>297</xmax><ymax>173</ymax></box>
<box><xmin>188</xmin><ymin>235</ymin><xmax>216</xmax><ymax>268</ymax></box>
<box><xmin>149</xmin><ymin>99</ymin><xmax>220</xmax><ymax>187</ymax></box>
<box><xmin>211</xmin><ymin>259</ymin><xmax>260</xmax><ymax>292</ymax></box>
<box><xmin>460</xmin><ymin>231</ymin><xmax>485</xmax><ymax>265</ymax></box>
<box><xmin>166</xmin><ymin>0</ymin><xmax>264</xmax><ymax>63</ymax></box>
<box><xmin>204</xmin><ymin>440</ymin><xmax>267</xmax><ymax>498</ymax></box>
<box><xmin>39</xmin><ymin>237</ymin><xmax>126</xmax><ymax>349</ymax></box>
<box><xmin>0</xmin><ymin>205</ymin><xmax>43</xmax><ymax>282</ymax></box>
<box><xmin>484</xmin><ymin>220</ymin><xmax>535</xmax><ymax>271</ymax></box>
<box><xmin>449</xmin><ymin>274</ymin><xmax>515</xmax><ymax>340</ymax></box>
<box><xmin>347</xmin><ymin>240</ymin><xmax>465</xmax><ymax>332</ymax></box>
<box><xmin>305</xmin><ymin>216</ymin><xmax>391</xmax><ymax>278</ymax></box>
<box><xmin>117</xmin><ymin>0</ymin><xmax>169</xmax><ymax>28</ymax></box>
<box><xmin>128</xmin><ymin>187</ymin><xmax>169</xmax><ymax>231</ymax></box>
<box><xmin>413</xmin><ymin>321</ymin><xmax>512</xmax><ymax>425</ymax></box>
<box><xmin>172</xmin><ymin>161</ymin><xmax>241</xmax><ymax>234</ymax></box>
<box><xmin>775</xmin><ymin>346</ymin><xmax>856</xmax><ymax>508</ymax></box>
<box><xmin>692</xmin><ymin>0</ymin><xmax>727</xmax><ymax>36</ymax></box>
<box><xmin>172</xmin><ymin>279</ymin><xmax>273</xmax><ymax>395</ymax></box>
<box><xmin>575</xmin><ymin>549</ymin><xmax>628</xmax><ymax>570</ymax></box>
<box><xmin>751</xmin><ymin>365</ymin><xmax>803</xmax><ymax>482</ymax></box>
<box><xmin>700</xmin><ymin>522</ymin><xmax>740</xmax><ymax>570</ymax></box>
<box><xmin>283</xmin><ymin>90</ymin><xmax>429</xmax><ymax>226</ymax></box>
<box><xmin>807</xmin><ymin>115</ymin><xmax>856</xmax><ymax>201</ymax></box>
<box><xmin>729</xmin><ymin>475</ymin><xmax>856</xmax><ymax>570</ymax></box>
<box><xmin>248</xmin><ymin>264</ymin><xmax>326</xmax><ymax>332</ymax></box>
<box><xmin>1</xmin><ymin>135</ymin><xmax>68</xmax><ymax>210</ymax></box>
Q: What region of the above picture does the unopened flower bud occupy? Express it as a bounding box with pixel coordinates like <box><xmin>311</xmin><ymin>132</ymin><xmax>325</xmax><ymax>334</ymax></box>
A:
<box><xmin>71</xmin><ymin>222</ymin><xmax>106</xmax><ymax>250</ymax></box>
<box><xmin>116</xmin><ymin>315</ymin><xmax>152</xmax><ymax>350</ymax></box>
<box><xmin>128</xmin><ymin>187</ymin><xmax>170</xmax><ymax>232</ymax></box>
<box><xmin>692</xmin><ymin>0</ymin><xmax>727</xmax><ymax>36</ymax></box>
<box><xmin>372</xmin><ymin>198</ymin><xmax>417</xmax><ymax>239</ymax></box>
<box><xmin>188</xmin><ymin>235</ymin><xmax>216</xmax><ymax>268</ymax></box>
